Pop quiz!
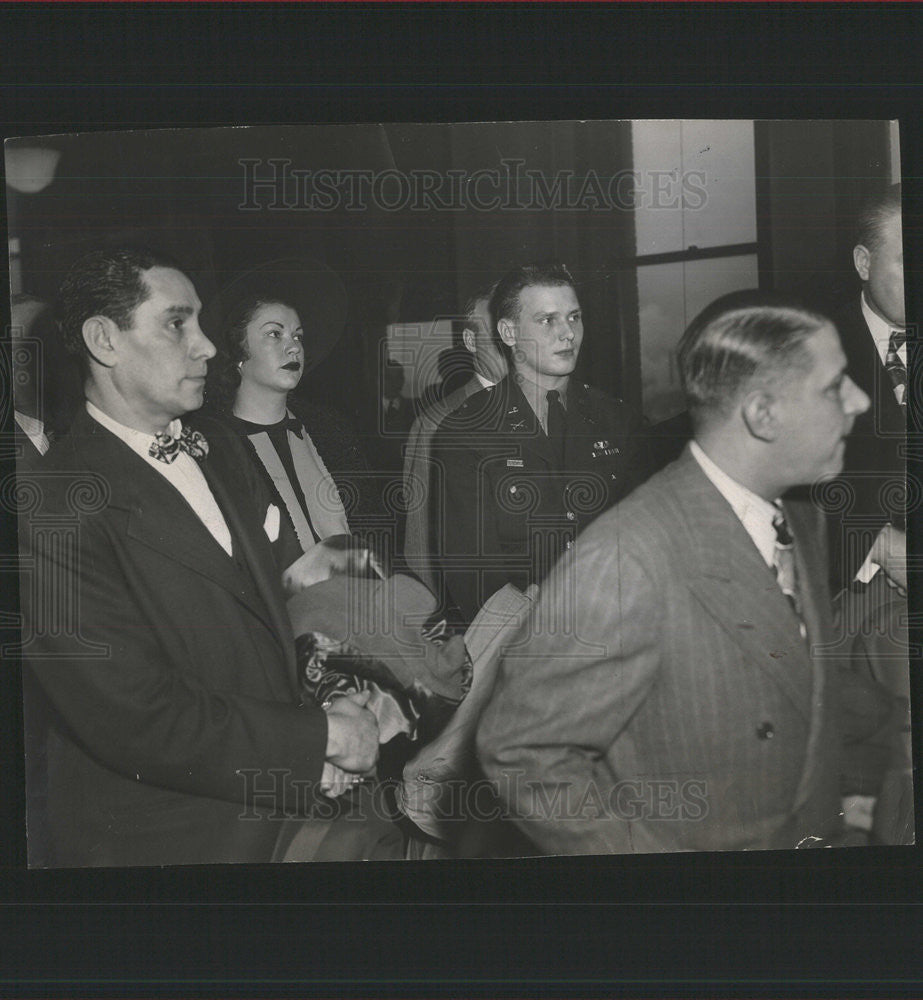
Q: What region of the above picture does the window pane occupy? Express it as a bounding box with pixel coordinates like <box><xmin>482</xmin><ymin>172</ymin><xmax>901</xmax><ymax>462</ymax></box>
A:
<box><xmin>632</xmin><ymin>120</ymin><xmax>756</xmax><ymax>256</ymax></box>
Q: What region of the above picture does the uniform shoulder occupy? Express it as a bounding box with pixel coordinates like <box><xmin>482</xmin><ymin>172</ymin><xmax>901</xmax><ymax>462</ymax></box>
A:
<box><xmin>437</xmin><ymin>383</ymin><xmax>498</xmax><ymax>430</ymax></box>
<box><xmin>579</xmin><ymin>381</ymin><xmax>626</xmax><ymax>409</ymax></box>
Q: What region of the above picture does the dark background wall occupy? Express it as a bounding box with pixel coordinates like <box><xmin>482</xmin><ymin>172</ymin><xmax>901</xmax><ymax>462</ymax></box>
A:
<box><xmin>5</xmin><ymin>119</ymin><xmax>893</xmax><ymax>439</ymax></box>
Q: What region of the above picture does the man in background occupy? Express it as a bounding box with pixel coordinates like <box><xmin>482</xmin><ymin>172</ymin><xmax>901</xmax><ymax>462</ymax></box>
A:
<box><xmin>9</xmin><ymin>294</ymin><xmax>55</xmax><ymax>470</ymax></box>
<box><xmin>432</xmin><ymin>262</ymin><xmax>644</xmax><ymax>624</ymax></box>
<box><xmin>403</xmin><ymin>287</ymin><xmax>506</xmax><ymax>594</ymax></box>
<box><xmin>825</xmin><ymin>183</ymin><xmax>913</xmax><ymax>844</ymax></box>
<box><xmin>827</xmin><ymin>182</ymin><xmax>907</xmax><ymax>594</ymax></box>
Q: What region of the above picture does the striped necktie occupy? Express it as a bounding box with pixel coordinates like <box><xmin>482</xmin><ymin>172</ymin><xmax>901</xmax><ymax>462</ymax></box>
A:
<box><xmin>885</xmin><ymin>330</ymin><xmax>907</xmax><ymax>410</ymax></box>
<box><xmin>772</xmin><ymin>502</ymin><xmax>807</xmax><ymax>641</ymax></box>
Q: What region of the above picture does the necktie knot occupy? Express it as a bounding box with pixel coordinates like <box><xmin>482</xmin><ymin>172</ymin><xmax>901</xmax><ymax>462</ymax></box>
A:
<box><xmin>149</xmin><ymin>425</ymin><xmax>209</xmax><ymax>465</ymax></box>
<box><xmin>889</xmin><ymin>329</ymin><xmax>907</xmax><ymax>353</ymax></box>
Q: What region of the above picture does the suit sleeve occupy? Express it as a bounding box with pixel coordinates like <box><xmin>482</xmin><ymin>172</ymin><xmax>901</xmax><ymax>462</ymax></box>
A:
<box><xmin>23</xmin><ymin>485</ymin><xmax>328</xmax><ymax>816</ymax></box>
<box><xmin>431</xmin><ymin>428</ymin><xmax>506</xmax><ymax>623</ymax></box>
<box><xmin>476</xmin><ymin>526</ymin><xmax>664</xmax><ymax>855</ymax></box>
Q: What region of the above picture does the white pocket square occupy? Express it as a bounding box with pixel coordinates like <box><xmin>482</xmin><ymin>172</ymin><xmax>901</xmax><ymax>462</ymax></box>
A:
<box><xmin>263</xmin><ymin>504</ymin><xmax>280</xmax><ymax>542</ymax></box>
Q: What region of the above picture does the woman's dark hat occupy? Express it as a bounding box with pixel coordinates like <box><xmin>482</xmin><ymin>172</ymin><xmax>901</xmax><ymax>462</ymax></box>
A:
<box><xmin>201</xmin><ymin>257</ymin><xmax>348</xmax><ymax>372</ymax></box>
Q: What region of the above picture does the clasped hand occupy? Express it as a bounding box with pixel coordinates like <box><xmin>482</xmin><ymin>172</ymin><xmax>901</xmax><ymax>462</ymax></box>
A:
<box><xmin>321</xmin><ymin>690</ymin><xmax>380</xmax><ymax>798</ymax></box>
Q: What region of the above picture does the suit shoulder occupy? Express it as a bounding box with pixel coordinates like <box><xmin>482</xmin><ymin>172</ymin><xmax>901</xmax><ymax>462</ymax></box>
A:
<box><xmin>580</xmin><ymin>460</ymin><xmax>691</xmax><ymax>555</ymax></box>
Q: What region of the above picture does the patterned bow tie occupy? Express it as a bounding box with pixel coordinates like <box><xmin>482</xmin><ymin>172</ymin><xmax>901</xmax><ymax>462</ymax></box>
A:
<box><xmin>149</xmin><ymin>425</ymin><xmax>209</xmax><ymax>464</ymax></box>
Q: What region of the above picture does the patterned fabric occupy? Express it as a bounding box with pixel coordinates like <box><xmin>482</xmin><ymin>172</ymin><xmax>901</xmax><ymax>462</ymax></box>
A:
<box><xmin>148</xmin><ymin>425</ymin><xmax>209</xmax><ymax>464</ymax></box>
<box><xmin>885</xmin><ymin>330</ymin><xmax>907</xmax><ymax>409</ymax></box>
<box><xmin>772</xmin><ymin>502</ymin><xmax>806</xmax><ymax>639</ymax></box>
<box><xmin>296</xmin><ymin>614</ymin><xmax>472</xmax><ymax>746</ymax></box>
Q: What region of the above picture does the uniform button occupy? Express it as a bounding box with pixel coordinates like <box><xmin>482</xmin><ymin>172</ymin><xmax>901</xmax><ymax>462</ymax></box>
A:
<box><xmin>510</xmin><ymin>486</ymin><xmax>517</xmax><ymax>494</ymax></box>
<box><xmin>566</xmin><ymin>510</ymin><xmax>575</xmax><ymax>521</ymax></box>
<box><xmin>756</xmin><ymin>722</ymin><xmax>775</xmax><ymax>740</ymax></box>
<box><xmin>565</xmin><ymin>540</ymin><xmax>573</xmax><ymax>550</ymax></box>
<box><xmin>610</xmin><ymin>474</ymin><xmax>617</xmax><ymax>481</ymax></box>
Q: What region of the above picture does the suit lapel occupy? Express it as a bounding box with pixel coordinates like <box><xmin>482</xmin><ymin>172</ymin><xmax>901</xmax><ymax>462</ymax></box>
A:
<box><xmin>75</xmin><ymin>412</ymin><xmax>295</xmax><ymax>695</ymax></box>
<box><xmin>670</xmin><ymin>451</ymin><xmax>816</xmax><ymax>719</ymax></box>
<box><xmin>200</xmin><ymin>455</ymin><xmax>297</xmax><ymax>691</ymax></box>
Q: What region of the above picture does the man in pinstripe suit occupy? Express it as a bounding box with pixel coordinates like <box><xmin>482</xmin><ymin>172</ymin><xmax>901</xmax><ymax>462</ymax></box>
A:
<box><xmin>478</xmin><ymin>293</ymin><xmax>888</xmax><ymax>855</ymax></box>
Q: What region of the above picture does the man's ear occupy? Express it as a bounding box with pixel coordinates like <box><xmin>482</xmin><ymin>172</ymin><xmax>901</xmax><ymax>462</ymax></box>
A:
<box><xmin>741</xmin><ymin>388</ymin><xmax>780</xmax><ymax>443</ymax></box>
<box><xmin>853</xmin><ymin>244</ymin><xmax>871</xmax><ymax>283</ymax></box>
<box><xmin>461</xmin><ymin>328</ymin><xmax>477</xmax><ymax>355</ymax></box>
<box><xmin>497</xmin><ymin>317</ymin><xmax>517</xmax><ymax>349</ymax></box>
<box><xmin>81</xmin><ymin>315</ymin><xmax>118</xmax><ymax>369</ymax></box>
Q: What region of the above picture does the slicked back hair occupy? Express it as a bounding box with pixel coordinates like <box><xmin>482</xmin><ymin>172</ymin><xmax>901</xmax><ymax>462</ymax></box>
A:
<box><xmin>488</xmin><ymin>262</ymin><xmax>578</xmax><ymax>362</ymax></box>
<box><xmin>56</xmin><ymin>247</ymin><xmax>181</xmax><ymax>372</ymax></box>
<box><xmin>856</xmin><ymin>182</ymin><xmax>902</xmax><ymax>252</ymax></box>
<box><xmin>678</xmin><ymin>291</ymin><xmax>830</xmax><ymax>428</ymax></box>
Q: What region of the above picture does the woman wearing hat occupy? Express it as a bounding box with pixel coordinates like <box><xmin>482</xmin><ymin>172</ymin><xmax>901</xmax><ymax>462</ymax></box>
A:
<box><xmin>205</xmin><ymin>285</ymin><xmax>380</xmax><ymax>573</ymax></box>
<box><xmin>203</xmin><ymin>258</ymin><xmax>387</xmax><ymax>569</ymax></box>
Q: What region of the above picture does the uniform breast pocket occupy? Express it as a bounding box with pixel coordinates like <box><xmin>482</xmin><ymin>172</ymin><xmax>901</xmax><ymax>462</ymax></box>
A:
<box><xmin>489</xmin><ymin>471</ymin><xmax>539</xmax><ymax>549</ymax></box>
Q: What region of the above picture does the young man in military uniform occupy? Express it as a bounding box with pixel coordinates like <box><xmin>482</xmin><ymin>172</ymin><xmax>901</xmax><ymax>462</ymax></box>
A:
<box><xmin>430</xmin><ymin>262</ymin><xmax>646</xmax><ymax>624</ymax></box>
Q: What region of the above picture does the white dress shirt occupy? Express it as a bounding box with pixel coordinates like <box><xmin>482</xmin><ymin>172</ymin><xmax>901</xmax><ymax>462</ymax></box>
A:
<box><xmin>690</xmin><ymin>440</ymin><xmax>778</xmax><ymax>569</ymax></box>
<box><xmin>861</xmin><ymin>292</ymin><xmax>906</xmax><ymax>368</ymax></box>
<box><xmin>86</xmin><ymin>401</ymin><xmax>233</xmax><ymax>557</ymax></box>
<box><xmin>14</xmin><ymin>410</ymin><xmax>50</xmax><ymax>456</ymax></box>
<box><xmin>473</xmin><ymin>371</ymin><xmax>496</xmax><ymax>390</ymax></box>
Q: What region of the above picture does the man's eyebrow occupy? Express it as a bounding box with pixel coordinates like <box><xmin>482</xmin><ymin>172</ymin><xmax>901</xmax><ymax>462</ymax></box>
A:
<box><xmin>162</xmin><ymin>304</ymin><xmax>195</xmax><ymax>317</ymax></box>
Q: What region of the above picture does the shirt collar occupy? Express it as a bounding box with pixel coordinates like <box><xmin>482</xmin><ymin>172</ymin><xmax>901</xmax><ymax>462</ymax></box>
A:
<box><xmin>690</xmin><ymin>440</ymin><xmax>779</xmax><ymax>567</ymax></box>
<box><xmin>86</xmin><ymin>400</ymin><xmax>183</xmax><ymax>459</ymax></box>
<box><xmin>473</xmin><ymin>371</ymin><xmax>496</xmax><ymax>390</ymax></box>
<box><xmin>861</xmin><ymin>291</ymin><xmax>905</xmax><ymax>366</ymax></box>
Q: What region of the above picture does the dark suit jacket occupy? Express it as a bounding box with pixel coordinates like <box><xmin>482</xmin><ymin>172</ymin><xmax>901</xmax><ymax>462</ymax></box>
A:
<box><xmin>477</xmin><ymin>447</ymin><xmax>860</xmax><ymax>855</ymax></box>
<box><xmin>20</xmin><ymin>408</ymin><xmax>328</xmax><ymax>867</ymax></box>
<box><xmin>431</xmin><ymin>375</ymin><xmax>645</xmax><ymax>623</ymax></box>
<box><xmin>827</xmin><ymin>298</ymin><xmax>906</xmax><ymax>589</ymax></box>
<box><xmin>403</xmin><ymin>375</ymin><xmax>485</xmax><ymax>594</ymax></box>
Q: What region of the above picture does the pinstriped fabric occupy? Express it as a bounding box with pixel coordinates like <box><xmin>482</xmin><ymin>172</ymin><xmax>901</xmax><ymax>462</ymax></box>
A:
<box><xmin>477</xmin><ymin>446</ymin><xmax>842</xmax><ymax>855</ymax></box>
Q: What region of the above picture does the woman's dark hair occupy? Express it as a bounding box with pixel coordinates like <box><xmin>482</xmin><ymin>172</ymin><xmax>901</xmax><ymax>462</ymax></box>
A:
<box><xmin>204</xmin><ymin>288</ymin><xmax>299</xmax><ymax>414</ymax></box>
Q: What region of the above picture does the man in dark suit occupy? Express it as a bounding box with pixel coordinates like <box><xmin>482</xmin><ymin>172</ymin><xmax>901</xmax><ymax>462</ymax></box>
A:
<box><xmin>10</xmin><ymin>295</ymin><xmax>54</xmax><ymax>471</ymax></box>
<box><xmin>478</xmin><ymin>293</ymin><xmax>889</xmax><ymax>855</ymax></box>
<box><xmin>825</xmin><ymin>184</ymin><xmax>912</xmax><ymax>843</ymax></box>
<box><xmin>403</xmin><ymin>287</ymin><xmax>507</xmax><ymax>594</ymax></box>
<box><xmin>431</xmin><ymin>263</ymin><xmax>644</xmax><ymax>624</ymax></box>
<box><xmin>826</xmin><ymin>182</ymin><xmax>906</xmax><ymax>593</ymax></box>
<box><xmin>19</xmin><ymin>248</ymin><xmax>379</xmax><ymax>867</ymax></box>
